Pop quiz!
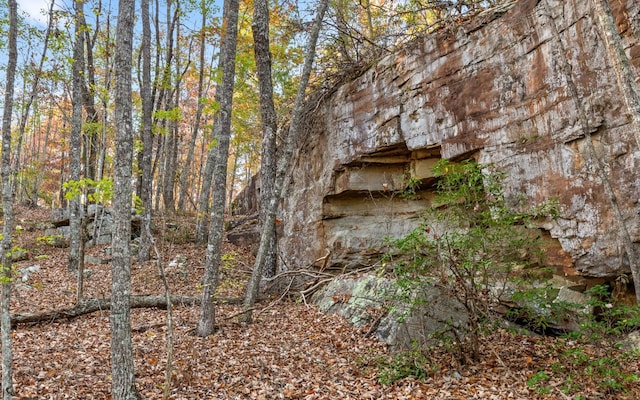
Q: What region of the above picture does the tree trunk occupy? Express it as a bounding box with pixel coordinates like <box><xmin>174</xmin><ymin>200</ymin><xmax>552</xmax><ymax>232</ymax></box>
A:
<box><xmin>227</xmin><ymin>152</ymin><xmax>238</xmax><ymax>213</ymax></box>
<box><xmin>162</xmin><ymin>118</ymin><xmax>177</xmax><ymax>213</ymax></box>
<box><xmin>32</xmin><ymin>106</ymin><xmax>54</xmax><ymax>204</ymax></box>
<box><xmin>138</xmin><ymin>0</ymin><xmax>154</xmax><ymax>262</ymax></box>
<box><xmin>242</xmin><ymin>0</ymin><xmax>330</xmax><ymax>323</ymax></box>
<box><xmin>543</xmin><ymin>0</ymin><xmax>640</xmax><ymax>306</ymax></box>
<box><xmin>82</xmin><ymin>4</ymin><xmax>101</xmax><ymax>183</ymax></box>
<box><xmin>13</xmin><ymin>0</ymin><xmax>54</xmax><ymax>195</ymax></box>
<box><xmin>157</xmin><ymin>1</ymin><xmax>179</xmax><ymax>213</ymax></box>
<box><xmin>178</xmin><ymin>0</ymin><xmax>208</xmax><ymax>212</ymax></box>
<box><xmin>196</xmin><ymin>0</ymin><xmax>240</xmax><ymax>337</ymax></box>
<box><xmin>11</xmin><ymin>295</ymin><xmax>208</xmax><ymax>326</ymax></box>
<box><xmin>251</xmin><ymin>0</ymin><xmax>278</xmax><ymax>279</ymax></box>
<box><xmin>164</xmin><ymin>3</ymin><xmax>184</xmax><ymax>215</ymax></box>
<box><xmin>97</xmin><ymin>16</ymin><xmax>113</xmax><ymax>183</ymax></box>
<box><xmin>111</xmin><ymin>0</ymin><xmax>142</xmax><ymax>398</ymax></box>
<box><xmin>591</xmin><ymin>0</ymin><xmax>640</xmax><ymax>304</ymax></box>
<box><xmin>68</xmin><ymin>0</ymin><xmax>86</xmax><ymax>273</ymax></box>
<box><xmin>1</xmin><ymin>1</ymin><xmax>18</xmax><ymax>397</ymax></box>
<box><xmin>195</xmin><ymin>138</ymin><xmax>216</xmax><ymax>242</ymax></box>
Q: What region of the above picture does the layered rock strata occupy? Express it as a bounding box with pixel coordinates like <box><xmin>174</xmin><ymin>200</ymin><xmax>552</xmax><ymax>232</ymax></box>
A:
<box><xmin>280</xmin><ymin>0</ymin><xmax>640</xmax><ymax>278</ymax></box>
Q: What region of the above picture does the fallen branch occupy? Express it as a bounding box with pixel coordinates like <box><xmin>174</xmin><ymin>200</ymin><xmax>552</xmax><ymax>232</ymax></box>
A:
<box><xmin>11</xmin><ymin>295</ymin><xmax>243</xmax><ymax>327</ymax></box>
<box><xmin>229</xmin><ymin>276</ymin><xmax>297</xmax><ymax>323</ymax></box>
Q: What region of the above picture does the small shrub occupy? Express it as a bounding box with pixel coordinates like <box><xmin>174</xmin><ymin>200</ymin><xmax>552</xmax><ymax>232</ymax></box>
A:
<box><xmin>527</xmin><ymin>370</ymin><xmax>551</xmax><ymax>394</ymax></box>
<box><xmin>384</xmin><ymin>159</ymin><xmax>558</xmax><ymax>361</ymax></box>
<box><xmin>222</xmin><ymin>251</ymin><xmax>237</xmax><ymax>270</ymax></box>
<box><xmin>577</xmin><ymin>284</ymin><xmax>640</xmax><ymax>338</ymax></box>
<box><xmin>507</xmin><ymin>286</ymin><xmax>581</xmax><ymax>335</ymax></box>
<box><xmin>8</xmin><ymin>245</ymin><xmax>29</xmax><ymax>261</ymax></box>
<box><xmin>397</xmin><ymin>172</ymin><xmax>422</xmax><ymax>200</ymax></box>
<box><xmin>524</xmin><ymin>341</ymin><xmax>640</xmax><ymax>397</ymax></box>
<box><xmin>376</xmin><ymin>346</ymin><xmax>434</xmax><ymax>385</ymax></box>
<box><xmin>36</xmin><ymin>234</ymin><xmax>65</xmax><ymax>247</ymax></box>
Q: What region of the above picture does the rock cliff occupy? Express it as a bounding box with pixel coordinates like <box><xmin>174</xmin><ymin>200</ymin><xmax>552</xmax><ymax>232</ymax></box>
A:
<box><xmin>280</xmin><ymin>0</ymin><xmax>640</xmax><ymax>279</ymax></box>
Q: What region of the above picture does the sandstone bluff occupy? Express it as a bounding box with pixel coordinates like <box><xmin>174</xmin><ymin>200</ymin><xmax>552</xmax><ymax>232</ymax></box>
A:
<box><xmin>275</xmin><ymin>0</ymin><xmax>640</xmax><ymax>280</ymax></box>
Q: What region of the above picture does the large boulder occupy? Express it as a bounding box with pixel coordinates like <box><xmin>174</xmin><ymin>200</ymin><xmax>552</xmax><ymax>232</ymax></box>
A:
<box><xmin>313</xmin><ymin>274</ymin><xmax>593</xmax><ymax>347</ymax></box>
<box><xmin>47</xmin><ymin>205</ymin><xmax>142</xmax><ymax>247</ymax></box>
<box><xmin>312</xmin><ymin>275</ymin><xmax>469</xmax><ymax>349</ymax></box>
<box><xmin>280</xmin><ymin>0</ymin><xmax>640</xmax><ymax>278</ymax></box>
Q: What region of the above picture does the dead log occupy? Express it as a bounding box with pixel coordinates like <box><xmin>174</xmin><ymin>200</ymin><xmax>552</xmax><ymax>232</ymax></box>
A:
<box><xmin>11</xmin><ymin>295</ymin><xmax>243</xmax><ymax>327</ymax></box>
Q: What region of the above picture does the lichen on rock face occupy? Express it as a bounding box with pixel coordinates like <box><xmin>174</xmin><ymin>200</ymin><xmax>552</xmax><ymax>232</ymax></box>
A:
<box><xmin>312</xmin><ymin>275</ymin><xmax>469</xmax><ymax>349</ymax></box>
<box><xmin>281</xmin><ymin>0</ymin><xmax>640</xmax><ymax>280</ymax></box>
<box><xmin>313</xmin><ymin>275</ymin><xmax>393</xmax><ymax>328</ymax></box>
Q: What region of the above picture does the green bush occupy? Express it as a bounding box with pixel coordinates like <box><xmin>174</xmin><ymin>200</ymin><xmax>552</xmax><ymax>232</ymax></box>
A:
<box><xmin>376</xmin><ymin>346</ymin><xmax>434</xmax><ymax>385</ymax></box>
<box><xmin>384</xmin><ymin>159</ymin><xmax>558</xmax><ymax>361</ymax></box>
<box><xmin>575</xmin><ymin>284</ymin><xmax>640</xmax><ymax>338</ymax></box>
<box><xmin>36</xmin><ymin>234</ymin><xmax>65</xmax><ymax>247</ymax></box>
<box><xmin>526</xmin><ymin>345</ymin><xmax>639</xmax><ymax>397</ymax></box>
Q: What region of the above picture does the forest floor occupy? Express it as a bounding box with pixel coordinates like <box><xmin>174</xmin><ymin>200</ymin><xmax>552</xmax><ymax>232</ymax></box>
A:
<box><xmin>7</xmin><ymin>206</ymin><xmax>640</xmax><ymax>399</ymax></box>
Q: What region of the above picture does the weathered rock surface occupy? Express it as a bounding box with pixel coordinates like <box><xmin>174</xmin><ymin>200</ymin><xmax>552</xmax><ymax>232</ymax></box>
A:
<box><xmin>618</xmin><ymin>330</ymin><xmax>640</xmax><ymax>353</ymax></box>
<box><xmin>281</xmin><ymin>0</ymin><xmax>640</xmax><ymax>278</ymax></box>
<box><xmin>312</xmin><ymin>275</ymin><xmax>469</xmax><ymax>349</ymax></box>
<box><xmin>47</xmin><ymin>205</ymin><xmax>142</xmax><ymax>247</ymax></box>
<box><xmin>312</xmin><ymin>274</ymin><xmax>591</xmax><ymax>346</ymax></box>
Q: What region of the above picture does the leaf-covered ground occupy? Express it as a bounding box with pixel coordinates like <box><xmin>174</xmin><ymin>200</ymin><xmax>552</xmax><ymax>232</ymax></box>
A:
<box><xmin>8</xmin><ymin>207</ymin><xmax>640</xmax><ymax>399</ymax></box>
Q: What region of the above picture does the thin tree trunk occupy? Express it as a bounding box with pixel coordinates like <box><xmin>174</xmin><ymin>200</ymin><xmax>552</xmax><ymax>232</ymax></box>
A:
<box><xmin>138</xmin><ymin>0</ymin><xmax>154</xmax><ymax>262</ymax></box>
<box><xmin>242</xmin><ymin>0</ymin><xmax>329</xmax><ymax>323</ymax></box>
<box><xmin>196</xmin><ymin>0</ymin><xmax>240</xmax><ymax>337</ymax></box>
<box><xmin>32</xmin><ymin>105</ymin><xmax>54</xmax><ymax>204</ymax></box>
<box><xmin>227</xmin><ymin>152</ymin><xmax>238</xmax><ymax>213</ymax></box>
<box><xmin>195</xmin><ymin>137</ymin><xmax>216</xmax><ymax>242</ymax></box>
<box><xmin>82</xmin><ymin>2</ymin><xmax>101</xmax><ymax>182</ymax></box>
<box><xmin>1</xmin><ymin>1</ymin><xmax>18</xmax><ymax>397</ymax></box>
<box><xmin>97</xmin><ymin>16</ymin><xmax>112</xmax><ymax>183</ymax></box>
<box><xmin>591</xmin><ymin>0</ymin><xmax>640</xmax><ymax>304</ymax></box>
<box><xmin>167</xmin><ymin>3</ymin><xmax>183</xmax><ymax>214</ymax></box>
<box><xmin>68</xmin><ymin>0</ymin><xmax>86</xmax><ymax>273</ymax></box>
<box><xmin>14</xmin><ymin>0</ymin><xmax>55</xmax><ymax>186</ymax></box>
<box><xmin>251</xmin><ymin>0</ymin><xmax>279</xmax><ymax>279</ymax></box>
<box><xmin>544</xmin><ymin>0</ymin><xmax>640</xmax><ymax>306</ymax></box>
<box><xmin>178</xmin><ymin>0</ymin><xmax>208</xmax><ymax>212</ymax></box>
<box><xmin>111</xmin><ymin>0</ymin><xmax>142</xmax><ymax>397</ymax></box>
<box><xmin>149</xmin><ymin>0</ymin><xmax>172</xmax><ymax>213</ymax></box>
<box><xmin>158</xmin><ymin>1</ymin><xmax>179</xmax><ymax>213</ymax></box>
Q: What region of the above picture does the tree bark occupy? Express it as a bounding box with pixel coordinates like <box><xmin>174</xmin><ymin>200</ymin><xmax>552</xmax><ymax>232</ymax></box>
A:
<box><xmin>178</xmin><ymin>0</ymin><xmax>208</xmax><ymax>212</ymax></box>
<box><xmin>242</xmin><ymin>0</ymin><xmax>330</xmax><ymax>323</ymax></box>
<box><xmin>97</xmin><ymin>15</ymin><xmax>113</xmax><ymax>183</ymax></box>
<box><xmin>591</xmin><ymin>0</ymin><xmax>640</xmax><ymax>304</ymax></box>
<box><xmin>32</xmin><ymin>105</ymin><xmax>54</xmax><ymax>204</ymax></box>
<box><xmin>111</xmin><ymin>0</ymin><xmax>142</xmax><ymax>398</ymax></box>
<box><xmin>195</xmin><ymin>138</ymin><xmax>216</xmax><ymax>242</ymax></box>
<box><xmin>197</xmin><ymin>0</ymin><xmax>240</xmax><ymax>337</ymax></box>
<box><xmin>81</xmin><ymin>4</ymin><xmax>101</xmax><ymax>183</ymax></box>
<box><xmin>68</xmin><ymin>0</ymin><xmax>86</xmax><ymax>273</ymax></box>
<box><xmin>13</xmin><ymin>0</ymin><xmax>55</xmax><ymax>194</ymax></box>
<box><xmin>252</xmin><ymin>0</ymin><xmax>278</xmax><ymax>280</ymax></box>
<box><xmin>157</xmin><ymin>1</ymin><xmax>179</xmax><ymax>214</ymax></box>
<box><xmin>1</xmin><ymin>2</ymin><xmax>18</xmax><ymax>397</ymax></box>
<box><xmin>137</xmin><ymin>0</ymin><xmax>154</xmax><ymax>262</ymax></box>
